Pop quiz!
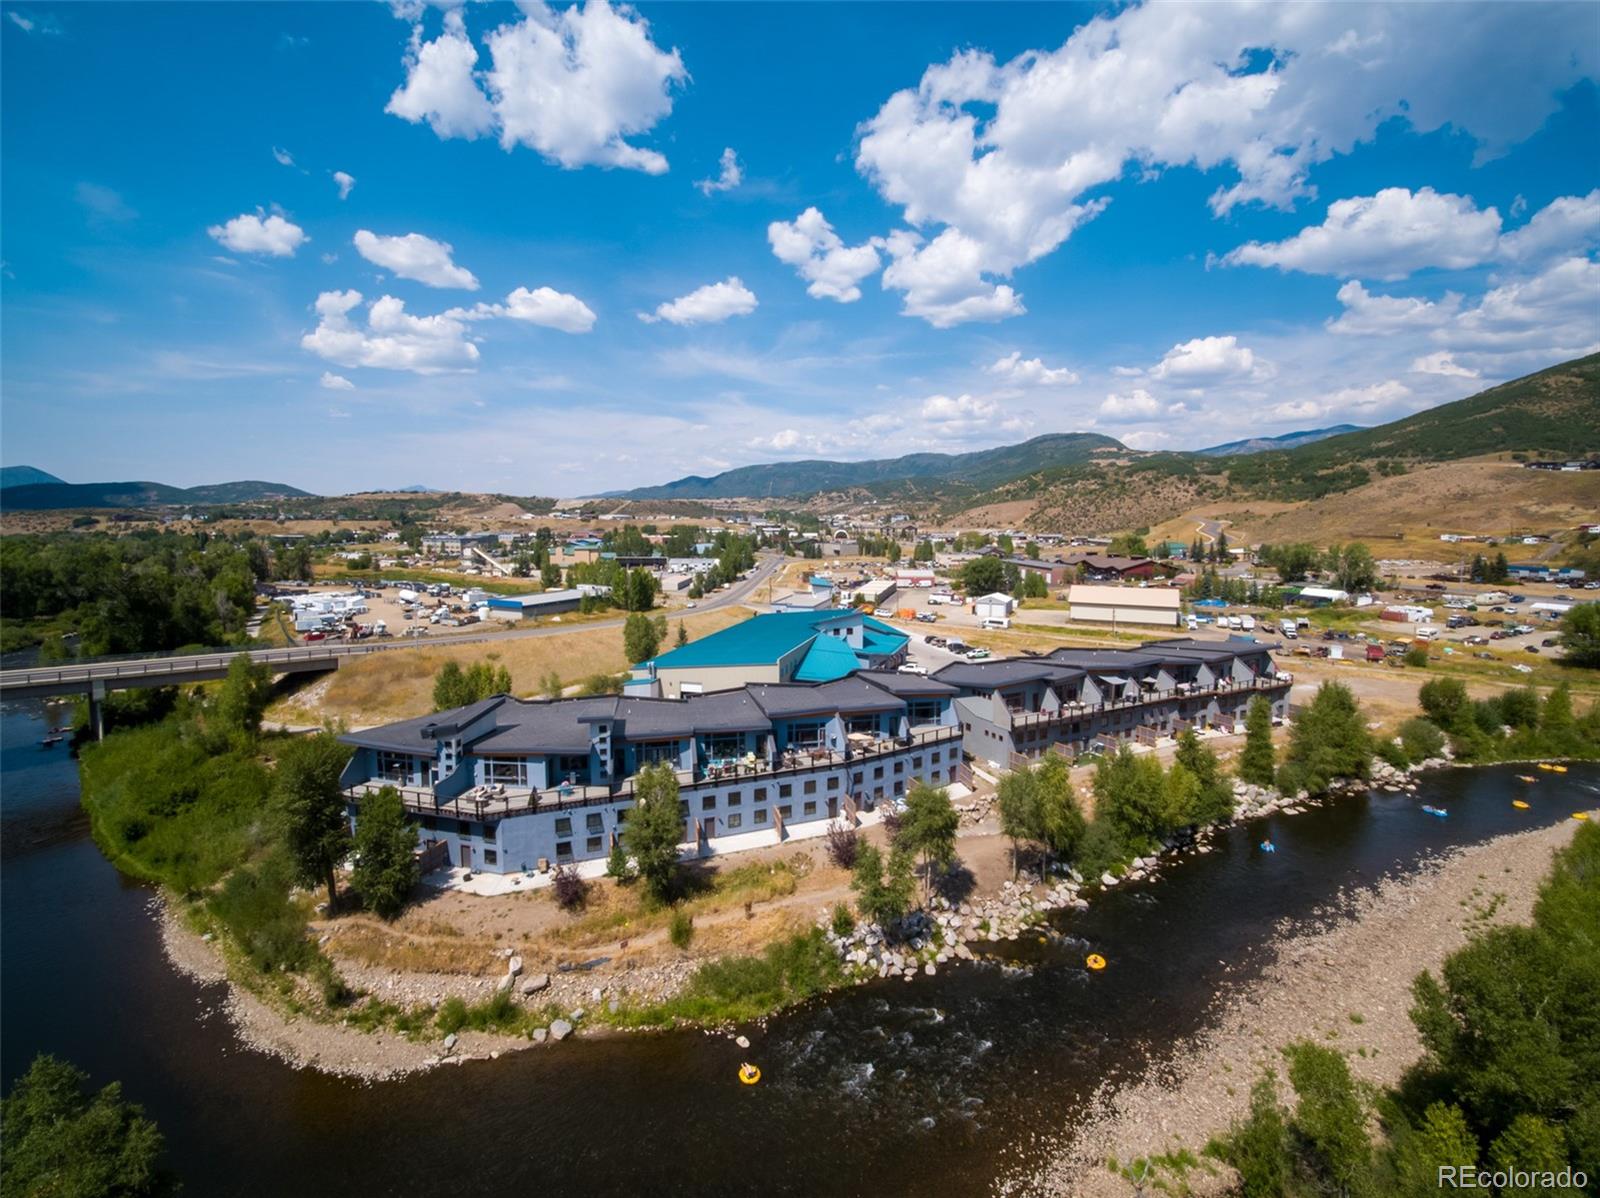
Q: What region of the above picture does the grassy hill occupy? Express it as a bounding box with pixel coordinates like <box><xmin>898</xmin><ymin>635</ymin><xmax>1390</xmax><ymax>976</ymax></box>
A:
<box><xmin>1219</xmin><ymin>354</ymin><xmax>1600</xmax><ymax>500</ymax></box>
<box><xmin>0</xmin><ymin>478</ymin><xmax>315</xmax><ymax>511</ymax></box>
<box><xmin>608</xmin><ymin>432</ymin><xmax>1123</xmax><ymax>500</ymax></box>
<box><xmin>1196</xmin><ymin>425</ymin><xmax>1361</xmax><ymax>456</ymax></box>
<box><xmin>0</xmin><ymin>465</ymin><xmax>65</xmax><ymax>489</ymax></box>
<box><xmin>941</xmin><ymin>354</ymin><xmax>1600</xmax><ymax>530</ymax></box>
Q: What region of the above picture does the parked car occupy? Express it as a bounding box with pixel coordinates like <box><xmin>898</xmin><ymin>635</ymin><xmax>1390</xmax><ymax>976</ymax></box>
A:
<box><xmin>926</xmin><ymin>635</ymin><xmax>947</xmax><ymax>648</ymax></box>
<box><xmin>897</xmin><ymin>661</ymin><xmax>928</xmax><ymax>675</ymax></box>
<box><xmin>1541</xmin><ymin>637</ymin><xmax>1561</xmax><ymax>647</ymax></box>
<box><xmin>1525</xmin><ymin>645</ymin><xmax>1540</xmax><ymax>653</ymax></box>
<box><xmin>302</xmin><ymin>630</ymin><xmax>327</xmax><ymax>642</ymax></box>
<box><xmin>965</xmin><ymin>647</ymin><xmax>991</xmax><ymax>660</ymax></box>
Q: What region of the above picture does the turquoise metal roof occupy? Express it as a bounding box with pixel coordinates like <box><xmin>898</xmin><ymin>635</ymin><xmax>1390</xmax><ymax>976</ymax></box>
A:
<box><xmin>792</xmin><ymin>634</ymin><xmax>859</xmax><ymax>682</ymax></box>
<box><xmin>646</xmin><ymin>608</ymin><xmax>908</xmax><ymax>672</ymax></box>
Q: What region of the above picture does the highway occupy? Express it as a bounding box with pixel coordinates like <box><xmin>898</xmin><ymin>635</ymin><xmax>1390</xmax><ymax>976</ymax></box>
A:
<box><xmin>0</xmin><ymin>553</ymin><xmax>787</xmax><ymax>701</ymax></box>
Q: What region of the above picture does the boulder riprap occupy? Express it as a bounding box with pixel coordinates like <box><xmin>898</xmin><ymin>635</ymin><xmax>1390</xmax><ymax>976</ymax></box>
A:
<box><xmin>548</xmin><ymin>1019</ymin><xmax>573</xmax><ymax>1042</ymax></box>
<box><xmin>521</xmin><ymin>973</ymin><xmax>550</xmax><ymax>995</ymax></box>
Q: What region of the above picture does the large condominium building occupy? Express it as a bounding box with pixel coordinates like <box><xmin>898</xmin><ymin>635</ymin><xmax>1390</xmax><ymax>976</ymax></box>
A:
<box><xmin>340</xmin><ymin>672</ymin><xmax>963</xmax><ymax>874</ymax></box>
<box><xmin>936</xmin><ymin>638</ymin><xmax>1291</xmax><ymax>768</ymax></box>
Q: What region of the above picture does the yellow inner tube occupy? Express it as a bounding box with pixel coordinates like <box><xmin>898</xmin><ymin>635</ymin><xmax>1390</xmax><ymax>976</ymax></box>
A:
<box><xmin>1512</xmin><ymin>800</ymin><xmax>1530</xmax><ymax>810</ymax></box>
<box><xmin>1574</xmin><ymin>813</ymin><xmax>1591</xmax><ymax>822</ymax></box>
<box><xmin>1517</xmin><ymin>775</ymin><xmax>1538</xmax><ymax>783</ymax></box>
<box><xmin>1552</xmin><ymin>764</ymin><xmax>1568</xmax><ymax>773</ymax></box>
<box><xmin>1538</xmin><ymin>762</ymin><xmax>1555</xmax><ymax>771</ymax></box>
<box><xmin>1086</xmin><ymin>953</ymin><xmax>1107</xmax><ymax>971</ymax></box>
<box><xmin>738</xmin><ymin>1063</ymin><xmax>761</xmax><ymax>1085</ymax></box>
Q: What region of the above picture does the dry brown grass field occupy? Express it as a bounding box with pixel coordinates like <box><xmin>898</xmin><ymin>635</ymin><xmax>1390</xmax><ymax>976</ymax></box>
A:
<box><xmin>268</xmin><ymin>604</ymin><xmax>751</xmax><ymax>726</ymax></box>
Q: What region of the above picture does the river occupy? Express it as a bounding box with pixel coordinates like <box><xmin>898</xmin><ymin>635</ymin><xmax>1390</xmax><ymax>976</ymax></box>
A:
<box><xmin>3</xmin><ymin>698</ymin><xmax>1594</xmax><ymax>1197</ymax></box>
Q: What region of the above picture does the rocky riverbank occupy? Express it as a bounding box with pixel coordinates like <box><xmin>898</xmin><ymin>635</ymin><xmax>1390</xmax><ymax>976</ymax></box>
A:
<box><xmin>1016</xmin><ymin>813</ymin><xmax>1588</xmax><ymax>1198</ymax></box>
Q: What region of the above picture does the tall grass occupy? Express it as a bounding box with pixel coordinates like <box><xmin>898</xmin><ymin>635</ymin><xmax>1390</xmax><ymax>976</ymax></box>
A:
<box><xmin>611</xmin><ymin>928</ymin><xmax>843</xmax><ymax>1027</ymax></box>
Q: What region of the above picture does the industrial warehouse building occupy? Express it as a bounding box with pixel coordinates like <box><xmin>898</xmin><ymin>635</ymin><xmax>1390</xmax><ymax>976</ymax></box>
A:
<box><xmin>1067</xmin><ymin>584</ymin><xmax>1181</xmax><ymax>627</ymax></box>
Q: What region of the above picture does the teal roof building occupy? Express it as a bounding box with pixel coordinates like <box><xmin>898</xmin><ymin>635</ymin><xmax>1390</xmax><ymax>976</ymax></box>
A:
<box><xmin>633</xmin><ymin>608</ymin><xmax>910</xmax><ymax>697</ymax></box>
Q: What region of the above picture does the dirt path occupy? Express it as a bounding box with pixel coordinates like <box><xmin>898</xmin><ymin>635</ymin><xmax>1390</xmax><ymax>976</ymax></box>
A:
<box><xmin>1020</xmin><ymin>813</ymin><xmax>1590</xmax><ymax>1197</ymax></box>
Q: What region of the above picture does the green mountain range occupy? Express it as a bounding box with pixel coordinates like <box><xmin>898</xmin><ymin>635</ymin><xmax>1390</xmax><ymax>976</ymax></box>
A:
<box><xmin>1196</xmin><ymin>425</ymin><xmax>1362</xmax><ymax>456</ymax></box>
<box><xmin>0</xmin><ymin>465</ymin><xmax>66</xmax><ymax>489</ymax></box>
<box><xmin>607</xmin><ymin>432</ymin><xmax>1123</xmax><ymax>500</ymax></box>
<box><xmin>0</xmin><ymin>478</ymin><xmax>316</xmax><ymax>511</ymax></box>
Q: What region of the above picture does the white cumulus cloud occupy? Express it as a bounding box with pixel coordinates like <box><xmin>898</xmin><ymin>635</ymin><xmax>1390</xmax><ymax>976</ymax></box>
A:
<box><xmin>482</xmin><ymin>285</ymin><xmax>598</xmax><ymax>333</ymax></box>
<box><xmin>207</xmin><ymin>211</ymin><xmax>308</xmax><ymax>257</ymax></box>
<box><xmin>1409</xmin><ymin>352</ymin><xmax>1479</xmax><ymax>379</ymax></box>
<box><xmin>640</xmin><ymin>277</ymin><xmax>758</xmax><ymax>326</ymax></box>
<box><xmin>319</xmin><ymin>372</ymin><xmax>356</xmax><ymax>390</ymax></box>
<box><xmin>333</xmin><ymin>171</ymin><xmax>356</xmax><ymax>200</ymax></box>
<box><xmin>987</xmin><ymin>351</ymin><xmax>1078</xmax><ymax>386</ymax></box>
<box><xmin>387</xmin><ymin>3</ymin><xmax>687</xmax><ymax>174</ymax></box>
<box><xmin>1497</xmin><ymin>190</ymin><xmax>1600</xmax><ymax>265</ymax></box>
<box><xmin>851</xmin><ymin>4</ymin><xmax>1594</xmax><ymax>324</ymax></box>
<box><xmin>696</xmin><ymin>147</ymin><xmax>743</xmax><ymax>196</ymax></box>
<box><xmin>353</xmin><ymin>229</ymin><xmax>479</xmax><ymax>290</ymax></box>
<box><xmin>767</xmin><ymin>208</ymin><xmax>883</xmax><ymax>303</ymax></box>
<box><xmin>1150</xmin><ymin>335</ymin><xmax>1262</xmax><ymax>383</ymax></box>
<box><xmin>1223</xmin><ymin>188</ymin><xmax>1503</xmax><ymax>279</ymax></box>
<box><xmin>300</xmin><ymin>289</ymin><xmax>479</xmax><ymax>374</ymax></box>
<box><xmin>1327</xmin><ymin>281</ymin><xmax>1462</xmax><ymax>336</ymax></box>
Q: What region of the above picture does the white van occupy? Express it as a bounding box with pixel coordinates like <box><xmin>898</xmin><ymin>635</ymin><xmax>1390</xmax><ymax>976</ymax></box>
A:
<box><xmin>1186</xmin><ymin>615</ymin><xmax>1200</xmax><ymax>631</ymax></box>
<box><xmin>1240</xmin><ymin>614</ymin><xmax>1256</xmax><ymax>632</ymax></box>
<box><xmin>1227</xmin><ymin>615</ymin><xmax>1243</xmax><ymax>630</ymax></box>
<box><xmin>980</xmin><ymin>617</ymin><xmax>1011</xmax><ymax>630</ymax></box>
<box><xmin>1415</xmin><ymin>626</ymin><xmax>1440</xmax><ymax>641</ymax></box>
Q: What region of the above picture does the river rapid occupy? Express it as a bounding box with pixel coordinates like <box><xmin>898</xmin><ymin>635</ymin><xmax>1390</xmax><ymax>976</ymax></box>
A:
<box><xmin>3</xmin><ymin>698</ymin><xmax>1594</xmax><ymax>1197</ymax></box>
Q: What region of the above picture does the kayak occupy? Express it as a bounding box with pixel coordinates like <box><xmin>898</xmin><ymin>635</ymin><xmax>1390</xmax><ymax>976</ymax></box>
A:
<box><xmin>1421</xmin><ymin>805</ymin><xmax>1448</xmax><ymax>818</ymax></box>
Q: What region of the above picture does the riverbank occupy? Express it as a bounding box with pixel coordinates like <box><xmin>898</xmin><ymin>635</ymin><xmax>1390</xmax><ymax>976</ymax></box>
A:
<box><xmin>1028</xmin><ymin>810</ymin><xmax>1594</xmax><ymax>1197</ymax></box>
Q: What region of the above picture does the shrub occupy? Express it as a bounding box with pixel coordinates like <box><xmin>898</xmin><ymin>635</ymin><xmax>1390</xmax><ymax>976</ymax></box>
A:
<box><xmin>823</xmin><ymin>823</ymin><xmax>859</xmax><ymax>869</ymax></box>
<box><xmin>207</xmin><ymin>852</ymin><xmax>315</xmax><ymax>974</ymax></box>
<box><xmin>551</xmin><ymin>865</ymin><xmax>587</xmax><ymax>911</ymax></box>
<box><xmin>1206</xmin><ymin>1073</ymin><xmax>1291</xmax><ymax>1198</ymax></box>
<box><xmin>878</xmin><ymin>805</ymin><xmax>903</xmax><ymax>843</ymax></box>
<box><xmin>1404</xmin><ymin>646</ymin><xmax>1430</xmax><ymax>668</ymax></box>
<box><xmin>605</xmin><ymin>842</ymin><xmax>634</xmax><ymax>881</ymax></box>
<box><xmin>351</xmin><ymin>785</ymin><xmax>420</xmax><ymax>920</ymax></box>
<box><xmin>1376</xmin><ymin>738</ymin><xmax>1411</xmax><ymax>770</ymax></box>
<box><xmin>830</xmin><ymin>902</ymin><xmax>856</xmax><ymax>937</ymax></box>
<box><xmin>617</xmin><ymin>929</ymin><xmax>844</xmax><ymax>1026</ymax></box>
<box><xmin>668</xmin><ymin>908</ymin><xmax>694</xmax><ymax>950</ymax></box>
<box><xmin>1398</xmin><ymin>717</ymin><xmax>1446</xmax><ymax>762</ymax></box>
<box><xmin>1281</xmin><ymin>681</ymin><xmax>1372</xmax><ymax>794</ymax></box>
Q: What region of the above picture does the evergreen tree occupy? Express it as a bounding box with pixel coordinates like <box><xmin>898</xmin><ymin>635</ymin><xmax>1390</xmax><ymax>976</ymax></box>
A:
<box><xmin>1175</xmin><ymin>727</ymin><xmax>1233</xmax><ymax>824</ymax></box>
<box><xmin>623</xmin><ymin>612</ymin><xmax>661</xmax><ymax>664</ymax></box>
<box><xmin>351</xmin><ymin>784</ymin><xmax>420</xmax><ymax>919</ymax></box>
<box><xmin>1279</xmin><ymin>681</ymin><xmax>1372</xmax><ymax>794</ymax></box>
<box><xmin>1238</xmin><ymin>695</ymin><xmax>1277</xmax><ymax>787</ymax></box>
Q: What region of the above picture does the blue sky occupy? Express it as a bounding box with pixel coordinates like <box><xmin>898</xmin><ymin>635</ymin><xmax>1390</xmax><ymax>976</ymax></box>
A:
<box><xmin>3</xmin><ymin>1</ymin><xmax>1597</xmax><ymax>497</ymax></box>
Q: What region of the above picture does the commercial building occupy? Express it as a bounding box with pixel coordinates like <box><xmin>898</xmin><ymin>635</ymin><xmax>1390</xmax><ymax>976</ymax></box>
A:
<box><xmin>484</xmin><ymin>589</ymin><xmax>586</xmax><ymax>619</ymax></box>
<box><xmin>851</xmin><ymin>578</ymin><xmax>898</xmax><ymax>608</ymax></box>
<box><xmin>633</xmin><ymin>609</ymin><xmax>909</xmax><ymax>698</ymax></box>
<box><xmin>939</xmin><ymin>639</ymin><xmax>1291</xmax><ymax>768</ymax></box>
<box><xmin>422</xmin><ymin>531</ymin><xmax>500</xmax><ymax>557</ymax></box>
<box><xmin>893</xmin><ymin>567</ymin><xmax>937</xmax><ymax>588</ymax></box>
<box><xmin>1067</xmin><ymin>584</ymin><xmax>1181</xmax><ymax>627</ymax></box>
<box><xmin>339</xmin><ymin>674</ymin><xmax>963</xmax><ymax>873</ymax></box>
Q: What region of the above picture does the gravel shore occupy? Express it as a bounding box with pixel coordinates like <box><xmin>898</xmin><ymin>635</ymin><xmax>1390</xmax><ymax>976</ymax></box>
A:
<box><xmin>156</xmin><ymin>900</ymin><xmax>537</xmax><ymax>1081</ymax></box>
<box><xmin>1020</xmin><ymin>814</ymin><xmax>1588</xmax><ymax>1198</ymax></box>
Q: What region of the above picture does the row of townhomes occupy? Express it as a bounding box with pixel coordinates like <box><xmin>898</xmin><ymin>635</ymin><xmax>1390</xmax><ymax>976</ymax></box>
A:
<box><xmin>339</xmin><ymin>609</ymin><xmax>1291</xmax><ymax>874</ymax></box>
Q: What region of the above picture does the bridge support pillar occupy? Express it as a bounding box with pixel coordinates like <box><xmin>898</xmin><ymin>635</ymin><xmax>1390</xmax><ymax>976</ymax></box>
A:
<box><xmin>88</xmin><ymin>681</ymin><xmax>107</xmax><ymax>741</ymax></box>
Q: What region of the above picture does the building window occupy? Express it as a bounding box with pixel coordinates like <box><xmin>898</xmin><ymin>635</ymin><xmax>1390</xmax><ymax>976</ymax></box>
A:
<box><xmin>803</xmin><ymin>779</ymin><xmax>817</xmax><ymax>795</ymax></box>
<box><xmin>555</xmin><ymin>841</ymin><xmax>573</xmax><ymax>863</ymax></box>
<box><xmin>482</xmin><ymin>757</ymin><xmax>528</xmax><ymax>786</ymax></box>
<box><xmin>827</xmin><ymin>776</ymin><xmax>840</xmax><ymax>790</ymax></box>
<box><xmin>726</xmin><ymin>791</ymin><xmax>742</xmax><ymax>807</ymax></box>
<box><xmin>852</xmin><ymin>772</ymin><xmax>863</xmax><ymax>786</ymax></box>
<box><xmin>874</xmin><ymin>766</ymin><xmax>884</xmax><ymax>779</ymax></box>
<box><xmin>893</xmin><ymin>780</ymin><xmax>904</xmax><ymax>796</ymax></box>
<box><xmin>636</xmin><ymin>741</ymin><xmax>678</xmax><ymax>766</ymax></box>
<box><xmin>803</xmin><ymin>801</ymin><xmax>817</xmax><ymax>816</ymax></box>
<box><xmin>778</xmin><ymin>805</ymin><xmax>792</xmax><ymax>820</ymax></box>
<box><xmin>779</xmin><ymin>783</ymin><xmax>793</xmax><ymax>798</ymax></box>
<box><xmin>615</xmin><ymin>808</ymin><xmax>629</xmax><ymax>825</ymax></box>
<box><xmin>586</xmin><ymin>813</ymin><xmax>603</xmax><ymax>833</ymax></box>
<box><xmin>483</xmin><ymin>849</ymin><xmax>498</xmax><ymax>866</ymax></box>
<box><xmin>586</xmin><ymin>836</ymin><xmax>602</xmax><ymax>855</ymax></box>
<box><xmin>754</xmin><ymin>809</ymin><xmax>768</xmax><ymax>825</ymax></box>
<box><xmin>894</xmin><ymin>761</ymin><xmax>904</xmax><ymax>774</ymax></box>
<box><xmin>912</xmin><ymin>756</ymin><xmax>922</xmax><ymax>769</ymax></box>
<box><xmin>678</xmin><ymin>800</ymin><xmax>690</xmax><ymax>817</ymax></box>
<box><xmin>726</xmin><ymin>813</ymin><xmax>743</xmax><ymax>830</ymax></box>
<box><xmin>753</xmin><ymin>787</ymin><xmax>768</xmax><ymax>801</ymax></box>
<box><xmin>554</xmin><ymin>817</ymin><xmax>572</xmax><ymax>837</ymax></box>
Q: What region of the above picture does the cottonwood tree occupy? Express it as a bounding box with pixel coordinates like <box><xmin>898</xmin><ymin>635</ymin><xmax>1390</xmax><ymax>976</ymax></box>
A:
<box><xmin>1279</xmin><ymin>682</ymin><xmax>1372</xmax><ymax>794</ymax></box>
<box><xmin>623</xmin><ymin>612</ymin><xmax>660</xmax><ymax>664</ymax></box>
<box><xmin>899</xmin><ymin>782</ymin><xmax>959</xmax><ymax>901</ymax></box>
<box><xmin>275</xmin><ymin>732</ymin><xmax>353</xmax><ymax>912</ymax></box>
<box><xmin>214</xmin><ymin>652</ymin><xmax>273</xmax><ymax>741</ymax></box>
<box><xmin>351</xmin><ymin>785</ymin><xmax>420</xmax><ymax>919</ymax></box>
<box><xmin>624</xmin><ymin>763</ymin><xmax>683</xmax><ymax>902</ymax></box>
<box><xmin>850</xmin><ymin>842</ymin><xmax>915</xmax><ymax>927</ymax></box>
<box><xmin>0</xmin><ymin>1055</ymin><xmax>175</xmax><ymax>1197</ymax></box>
<box><xmin>1175</xmin><ymin>727</ymin><xmax>1234</xmax><ymax>825</ymax></box>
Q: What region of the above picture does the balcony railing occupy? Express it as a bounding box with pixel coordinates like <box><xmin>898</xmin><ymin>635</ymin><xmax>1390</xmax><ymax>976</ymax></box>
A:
<box><xmin>1005</xmin><ymin>673</ymin><xmax>1291</xmax><ymax>729</ymax></box>
<box><xmin>345</xmin><ymin>724</ymin><xmax>963</xmax><ymax>822</ymax></box>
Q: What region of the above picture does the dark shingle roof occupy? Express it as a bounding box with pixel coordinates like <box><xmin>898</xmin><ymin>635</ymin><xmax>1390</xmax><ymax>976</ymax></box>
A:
<box><xmin>855</xmin><ymin>670</ymin><xmax>960</xmax><ymax>697</ymax></box>
<box><xmin>747</xmin><ymin>675</ymin><xmax>906</xmax><ymax>718</ymax></box>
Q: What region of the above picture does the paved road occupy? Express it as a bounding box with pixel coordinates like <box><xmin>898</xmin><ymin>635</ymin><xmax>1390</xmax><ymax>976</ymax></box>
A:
<box><xmin>0</xmin><ymin>553</ymin><xmax>786</xmax><ymax>698</ymax></box>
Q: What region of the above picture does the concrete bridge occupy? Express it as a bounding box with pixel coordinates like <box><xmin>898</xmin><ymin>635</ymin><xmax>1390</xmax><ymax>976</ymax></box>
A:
<box><xmin>0</xmin><ymin>643</ymin><xmax>405</xmax><ymax>736</ymax></box>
